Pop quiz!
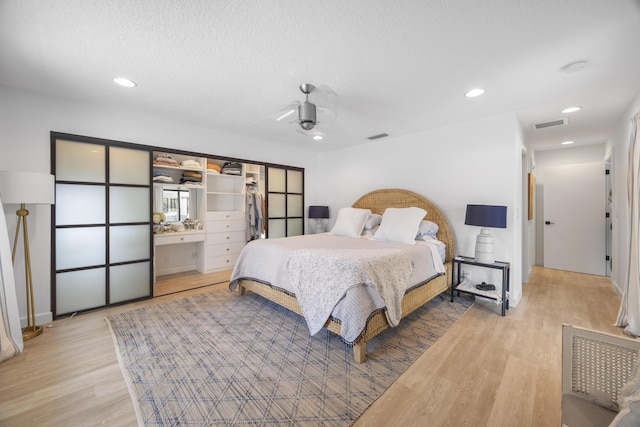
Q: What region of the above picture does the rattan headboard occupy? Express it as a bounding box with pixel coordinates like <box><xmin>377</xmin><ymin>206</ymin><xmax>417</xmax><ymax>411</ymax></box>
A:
<box><xmin>352</xmin><ymin>188</ymin><xmax>455</xmax><ymax>263</ymax></box>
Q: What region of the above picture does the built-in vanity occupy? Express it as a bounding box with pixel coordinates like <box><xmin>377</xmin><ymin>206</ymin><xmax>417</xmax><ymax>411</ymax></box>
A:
<box><xmin>151</xmin><ymin>152</ymin><xmax>265</xmax><ymax>292</ymax></box>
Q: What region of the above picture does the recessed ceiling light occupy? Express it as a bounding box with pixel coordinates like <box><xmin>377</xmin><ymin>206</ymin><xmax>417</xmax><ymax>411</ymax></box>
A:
<box><xmin>113</xmin><ymin>77</ymin><xmax>137</xmax><ymax>88</ymax></box>
<box><xmin>465</xmin><ymin>88</ymin><xmax>485</xmax><ymax>98</ymax></box>
<box><xmin>313</xmin><ymin>135</ymin><xmax>323</xmax><ymax>141</ymax></box>
<box><xmin>561</xmin><ymin>106</ymin><xmax>581</xmax><ymax>114</ymax></box>
<box><xmin>561</xmin><ymin>140</ymin><xmax>575</xmax><ymax>145</ymax></box>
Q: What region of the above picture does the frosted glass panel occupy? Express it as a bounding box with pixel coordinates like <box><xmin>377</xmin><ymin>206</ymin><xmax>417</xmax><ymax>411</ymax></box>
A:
<box><xmin>56</xmin><ymin>227</ymin><xmax>105</xmax><ymax>270</ymax></box>
<box><xmin>110</xmin><ymin>187</ymin><xmax>150</xmax><ymax>223</ymax></box>
<box><xmin>110</xmin><ymin>262</ymin><xmax>151</xmax><ymax>303</ymax></box>
<box><xmin>56</xmin><ymin>140</ymin><xmax>105</xmax><ymax>182</ymax></box>
<box><xmin>268</xmin><ymin>167</ymin><xmax>286</xmax><ymax>192</ymax></box>
<box><xmin>287</xmin><ymin>218</ymin><xmax>303</xmax><ymax>236</ymax></box>
<box><xmin>269</xmin><ymin>219</ymin><xmax>286</xmax><ymax>238</ymax></box>
<box><xmin>287</xmin><ymin>170</ymin><xmax>303</xmax><ymax>193</ymax></box>
<box><xmin>110</xmin><ymin>225</ymin><xmax>150</xmax><ymax>263</ymax></box>
<box><xmin>268</xmin><ymin>194</ymin><xmax>285</xmax><ymax>217</ymax></box>
<box><xmin>287</xmin><ymin>194</ymin><xmax>303</xmax><ymax>217</ymax></box>
<box><xmin>56</xmin><ymin>269</ymin><xmax>106</xmax><ymax>315</ymax></box>
<box><xmin>110</xmin><ymin>146</ymin><xmax>150</xmax><ymax>185</ymax></box>
<box><xmin>55</xmin><ymin>184</ymin><xmax>105</xmax><ymax>225</ymax></box>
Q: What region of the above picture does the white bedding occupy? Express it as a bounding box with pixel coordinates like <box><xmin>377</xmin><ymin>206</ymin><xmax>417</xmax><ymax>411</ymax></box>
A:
<box><xmin>229</xmin><ymin>233</ymin><xmax>446</xmax><ymax>343</ymax></box>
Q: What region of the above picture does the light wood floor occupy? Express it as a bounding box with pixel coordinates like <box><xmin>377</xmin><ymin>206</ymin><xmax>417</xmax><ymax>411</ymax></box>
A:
<box><xmin>0</xmin><ymin>266</ymin><xmax>623</xmax><ymax>426</ymax></box>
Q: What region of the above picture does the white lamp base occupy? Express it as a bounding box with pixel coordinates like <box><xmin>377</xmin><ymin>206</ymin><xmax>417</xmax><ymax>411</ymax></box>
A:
<box><xmin>309</xmin><ymin>218</ymin><xmax>328</xmax><ymax>234</ymax></box>
<box><xmin>475</xmin><ymin>227</ymin><xmax>495</xmax><ymax>264</ymax></box>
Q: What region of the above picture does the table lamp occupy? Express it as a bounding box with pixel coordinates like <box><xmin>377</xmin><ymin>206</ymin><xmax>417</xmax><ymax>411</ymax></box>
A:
<box><xmin>465</xmin><ymin>204</ymin><xmax>507</xmax><ymax>264</ymax></box>
<box><xmin>308</xmin><ymin>205</ymin><xmax>329</xmax><ymax>234</ymax></box>
<box><xmin>0</xmin><ymin>171</ymin><xmax>55</xmax><ymax>340</ymax></box>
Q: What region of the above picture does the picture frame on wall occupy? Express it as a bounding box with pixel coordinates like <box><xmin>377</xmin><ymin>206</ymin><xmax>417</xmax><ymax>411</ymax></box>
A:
<box><xmin>528</xmin><ymin>173</ymin><xmax>534</xmax><ymax>220</ymax></box>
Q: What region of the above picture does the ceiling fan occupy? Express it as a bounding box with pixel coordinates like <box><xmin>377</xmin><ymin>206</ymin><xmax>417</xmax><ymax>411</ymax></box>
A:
<box><xmin>276</xmin><ymin>84</ymin><xmax>339</xmax><ymax>133</ymax></box>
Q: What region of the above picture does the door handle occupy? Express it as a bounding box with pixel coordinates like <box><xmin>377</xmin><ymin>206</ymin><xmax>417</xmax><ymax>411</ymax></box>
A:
<box><xmin>545</xmin><ymin>221</ymin><xmax>555</xmax><ymax>225</ymax></box>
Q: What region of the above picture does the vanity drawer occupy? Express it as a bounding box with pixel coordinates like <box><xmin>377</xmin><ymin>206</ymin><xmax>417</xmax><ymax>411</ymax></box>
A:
<box><xmin>206</xmin><ymin>211</ymin><xmax>244</xmax><ymax>221</ymax></box>
<box><xmin>206</xmin><ymin>231</ymin><xmax>245</xmax><ymax>245</ymax></box>
<box><xmin>206</xmin><ymin>220</ymin><xmax>244</xmax><ymax>233</ymax></box>
<box><xmin>154</xmin><ymin>232</ymin><xmax>205</xmax><ymax>246</ymax></box>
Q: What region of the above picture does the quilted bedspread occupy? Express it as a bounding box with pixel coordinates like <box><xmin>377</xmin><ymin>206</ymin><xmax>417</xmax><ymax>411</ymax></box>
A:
<box><xmin>229</xmin><ymin>233</ymin><xmax>444</xmax><ymax>342</ymax></box>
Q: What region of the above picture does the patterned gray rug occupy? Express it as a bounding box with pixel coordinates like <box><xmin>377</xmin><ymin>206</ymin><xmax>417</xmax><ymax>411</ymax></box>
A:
<box><xmin>106</xmin><ymin>288</ymin><xmax>473</xmax><ymax>426</ymax></box>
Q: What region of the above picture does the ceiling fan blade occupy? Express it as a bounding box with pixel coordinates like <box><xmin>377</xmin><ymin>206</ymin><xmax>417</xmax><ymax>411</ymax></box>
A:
<box><xmin>309</xmin><ymin>85</ymin><xmax>339</xmax><ymax>123</ymax></box>
<box><xmin>276</xmin><ymin>101</ymin><xmax>299</xmax><ymax>122</ymax></box>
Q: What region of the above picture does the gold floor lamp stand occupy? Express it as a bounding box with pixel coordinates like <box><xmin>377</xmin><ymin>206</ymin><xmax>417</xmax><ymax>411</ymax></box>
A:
<box><xmin>12</xmin><ymin>203</ymin><xmax>43</xmax><ymax>340</ymax></box>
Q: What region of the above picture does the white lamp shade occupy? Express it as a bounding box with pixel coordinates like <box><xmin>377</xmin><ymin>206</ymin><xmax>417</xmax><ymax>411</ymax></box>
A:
<box><xmin>0</xmin><ymin>171</ymin><xmax>55</xmax><ymax>205</ymax></box>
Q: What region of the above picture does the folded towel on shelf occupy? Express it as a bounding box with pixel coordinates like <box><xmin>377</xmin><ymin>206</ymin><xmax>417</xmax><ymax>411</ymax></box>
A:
<box><xmin>180</xmin><ymin>159</ymin><xmax>202</xmax><ymax>169</ymax></box>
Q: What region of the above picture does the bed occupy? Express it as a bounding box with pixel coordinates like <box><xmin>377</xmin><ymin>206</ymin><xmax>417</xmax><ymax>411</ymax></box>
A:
<box><xmin>229</xmin><ymin>189</ymin><xmax>455</xmax><ymax>363</ymax></box>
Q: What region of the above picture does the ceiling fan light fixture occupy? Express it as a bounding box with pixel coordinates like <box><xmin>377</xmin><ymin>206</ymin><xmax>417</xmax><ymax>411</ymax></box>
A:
<box><xmin>298</xmin><ymin>100</ymin><xmax>317</xmax><ymax>130</ymax></box>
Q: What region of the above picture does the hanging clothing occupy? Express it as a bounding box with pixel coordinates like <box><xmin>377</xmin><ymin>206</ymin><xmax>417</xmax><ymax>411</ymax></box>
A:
<box><xmin>246</xmin><ymin>186</ymin><xmax>264</xmax><ymax>241</ymax></box>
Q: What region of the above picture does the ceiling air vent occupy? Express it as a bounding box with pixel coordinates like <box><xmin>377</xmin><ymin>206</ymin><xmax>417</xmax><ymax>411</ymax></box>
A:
<box><xmin>532</xmin><ymin>118</ymin><xmax>568</xmax><ymax>130</ymax></box>
<box><xmin>367</xmin><ymin>133</ymin><xmax>389</xmax><ymax>140</ymax></box>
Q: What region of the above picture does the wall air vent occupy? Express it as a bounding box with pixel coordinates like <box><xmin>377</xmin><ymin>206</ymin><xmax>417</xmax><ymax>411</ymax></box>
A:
<box><xmin>367</xmin><ymin>133</ymin><xmax>389</xmax><ymax>140</ymax></box>
<box><xmin>532</xmin><ymin>118</ymin><xmax>568</xmax><ymax>130</ymax></box>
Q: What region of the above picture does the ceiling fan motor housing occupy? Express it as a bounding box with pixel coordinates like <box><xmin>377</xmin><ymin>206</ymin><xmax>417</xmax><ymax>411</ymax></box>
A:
<box><xmin>299</xmin><ymin>100</ymin><xmax>317</xmax><ymax>130</ymax></box>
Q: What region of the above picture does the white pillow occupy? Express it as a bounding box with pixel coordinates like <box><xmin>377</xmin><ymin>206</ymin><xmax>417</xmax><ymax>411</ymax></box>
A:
<box><xmin>330</xmin><ymin>207</ymin><xmax>371</xmax><ymax>237</ymax></box>
<box><xmin>364</xmin><ymin>213</ymin><xmax>383</xmax><ymax>230</ymax></box>
<box><xmin>373</xmin><ymin>207</ymin><xmax>427</xmax><ymax>244</ymax></box>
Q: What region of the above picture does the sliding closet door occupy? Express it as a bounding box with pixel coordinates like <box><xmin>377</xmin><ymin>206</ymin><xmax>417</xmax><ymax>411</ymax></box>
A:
<box><xmin>52</xmin><ymin>135</ymin><xmax>152</xmax><ymax>318</ymax></box>
<box><xmin>266</xmin><ymin>166</ymin><xmax>304</xmax><ymax>238</ymax></box>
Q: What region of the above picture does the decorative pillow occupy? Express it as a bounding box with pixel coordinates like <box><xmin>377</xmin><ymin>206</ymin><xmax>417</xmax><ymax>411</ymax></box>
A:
<box><xmin>361</xmin><ymin>225</ymin><xmax>379</xmax><ymax>237</ymax></box>
<box><xmin>611</xmin><ymin>388</ymin><xmax>640</xmax><ymax>427</ymax></box>
<box><xmin>618</xmin><ymin>350</ymin><xmax>640</xmax><ymax>410</ymax></box>
<box><xmin>364</xmin><ymin>213</ymin><xmax>383</xmax><ymax>230</ymax></box>
<box><xmin>416</xmin><ymin>220</ymin><xmax>439</xmax><ymax>239</ymax></box>
<box><xmin>373</xmin><ymin>207</ymin><xmax>427</xmax><ymax>244</ymax></box>
<box><xmin>330</xmin><ymin>207</ymin><xmax>371</xmax><ymax>237</ymax></box>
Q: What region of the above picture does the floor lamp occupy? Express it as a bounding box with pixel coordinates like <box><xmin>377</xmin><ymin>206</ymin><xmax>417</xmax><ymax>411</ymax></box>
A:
<box><xmin>0</xmin><ymin>171</ymin><xmax>55</xmax><ymax>340</ymax></box>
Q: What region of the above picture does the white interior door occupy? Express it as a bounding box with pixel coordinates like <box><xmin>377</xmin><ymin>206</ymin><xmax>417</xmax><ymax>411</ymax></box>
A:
<box><xmin>543</xmin><ymin>162</ymin><xmax>605</xmax><ymax>275</ymax></box>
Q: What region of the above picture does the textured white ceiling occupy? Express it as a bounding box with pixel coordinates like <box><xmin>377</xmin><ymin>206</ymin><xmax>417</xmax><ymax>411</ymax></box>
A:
<box><xmin>1</xmin><ymin>0</ymin><xmax>639</xmax><ymax>152</ymax></box>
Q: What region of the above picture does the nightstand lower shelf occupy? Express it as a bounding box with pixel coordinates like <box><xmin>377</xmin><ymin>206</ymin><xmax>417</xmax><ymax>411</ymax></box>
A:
<box><xmin>450</xmin><ymin>256</ymin><xmax>510</xmax><ymax>316</ymax></box>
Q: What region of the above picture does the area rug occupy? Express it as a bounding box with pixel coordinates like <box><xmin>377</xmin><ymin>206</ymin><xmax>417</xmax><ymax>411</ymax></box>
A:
<box><xmin>106</xmin><ymin>289</ymin><xmax>473</xmax><ymax>426</ymax></box>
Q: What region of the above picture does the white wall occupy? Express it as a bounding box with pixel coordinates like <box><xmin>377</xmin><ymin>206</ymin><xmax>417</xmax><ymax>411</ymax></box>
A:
<box><xmin>318</xmin><ymin>113</ymin><xmax>524</xmax><ymax>306</ymax></box>
<box><xmin>610</xmin><ymin>91</ymin><xmax>640</xmax><ymax>297</ymax></box>
<box><xmin>0</xmin><ymin>84</ymin><xmax>320</xmax><ymax>325</ymax></box>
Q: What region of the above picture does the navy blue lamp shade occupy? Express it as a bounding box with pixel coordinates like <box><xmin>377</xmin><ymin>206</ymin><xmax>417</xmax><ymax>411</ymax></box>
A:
<box><xmin>308</xmin><ymin>205</ymin><xmax>329</xmax><ymax>219</ymax></box>
<box><xmin>465</xmin><ymin>205</ymin><xmax>507</xmax><ymax>229</ymax></box>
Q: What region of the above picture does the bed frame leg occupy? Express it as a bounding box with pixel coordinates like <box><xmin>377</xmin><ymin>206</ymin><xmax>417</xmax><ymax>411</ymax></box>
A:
<box><xmin>238</xmin><ymin>285</ymin><xmax>246</xmax><ymax>296</ymax></box>
<box><xmin>353</xmin><ymin>342</ymin><xmax>366</xmax><ymax>363</ymax></box>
